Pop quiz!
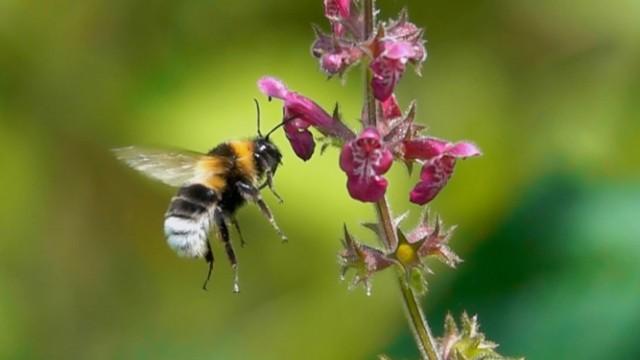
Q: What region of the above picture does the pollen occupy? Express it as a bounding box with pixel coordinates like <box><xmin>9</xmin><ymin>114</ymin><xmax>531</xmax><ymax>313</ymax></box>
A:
<box><xmin>396</xmin><ymin>243</ymin><xmax>417</xmax><ymax>265</ymax></box>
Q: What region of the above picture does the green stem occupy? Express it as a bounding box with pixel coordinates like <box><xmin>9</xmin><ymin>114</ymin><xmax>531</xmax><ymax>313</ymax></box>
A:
<box><xmin>397</xmin><ymin>268</ymin><xmax>442</xmax><ymax>360</ymax></box>
<box><xmin>363</xmin><ymin>59</ymin><xmax>377</xmax><ymax>127</ymax></box>
<box><xmin>362</xmin><ymin>1</ymin><xmax>441</xmax><ymax>359</ymax></box>
<box><xmin>374</xmin><ymin>196</ymin><xmax>441</xmax><ymax>360</ymax></box>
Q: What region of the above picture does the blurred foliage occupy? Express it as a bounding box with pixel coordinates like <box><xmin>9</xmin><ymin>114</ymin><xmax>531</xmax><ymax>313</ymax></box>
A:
<box><xmin>1</xmin><ymin>0</ymin><xmax>639</xmax><ymax>359</ymax></box>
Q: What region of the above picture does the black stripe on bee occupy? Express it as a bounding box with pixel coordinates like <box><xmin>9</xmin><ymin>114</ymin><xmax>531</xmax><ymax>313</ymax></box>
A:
<box><xmin>167</xmin><ymin>198</ymin><xmax>208</xmax><ymax>218</ymax></box>
<box><xmin>177</xmin><ymin>184</ymin><xmax>218</xmax><ymax>204</ymax></box>
<box><xmin>208</xmin><ymin>143</ymin><xmax>234</xmax><ymax>158</ymax></box>
<box><xmin>166</xmin><ymin>184</ymin><xmax>219</xmax><ymax>219</ymax></box>
<box><xmin>165</xmin><ymin>228</ymin><xmax>192</xmax><ymax>236</ymax></box>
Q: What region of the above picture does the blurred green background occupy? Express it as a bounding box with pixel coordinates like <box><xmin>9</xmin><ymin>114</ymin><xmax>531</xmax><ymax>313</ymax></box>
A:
<box><xmin>1</xmin><ymin>0</ymin><xmax>639</xmax><ymax>359</ymax></box>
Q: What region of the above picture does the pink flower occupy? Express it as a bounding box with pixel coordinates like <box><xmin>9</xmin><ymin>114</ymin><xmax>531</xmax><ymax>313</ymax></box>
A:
<box><xmin>258</xmin><ymin>76</ymin><xmax>334</xmax><ymax>128</ymax></box>
<box><xmin>385</xmin><ymin>9</ymin><xmax>427</xmax><ymax>63</ymax></box>
<box><xmin>371</xmin><ymin>40</ymin><xmax>425</xmax><ymax>101</ymax></box>
<box><xmin>311</xmin><ymin>26</ymin><xmax>363</xmax><ymax>76</ymax></box>
<box><xmin>370</xmin><ymin>41</ymin><xmax>413</xmax><ymax>101</ymax></box>
<box><xmin>370</xmin><ymin>11</ymin><xmax>427</xmax><ymax>101</ymax></box>
<box><xmin>403</xmin><ymin>137</ymin><xmax>450</xmax><ymax>160</ymax></box>
<box><xmin>324</xmin><ymin>0</ymin><xmax>350</xmax><ymax>20</ymax></box>
<box><xmin>324</xmin><ymin>0</ymin><xmax>351</xmax><ymax>35</ymax></box>
<box><xmin>282</xmin><ymin>118</ymin><xmax>316</xmax><ymax>161</ymax></box>
<box><xmin>409</xmin><ymin>155</ymin><xmax>457</xmax><ymax>205</ymax></box>
<box><xmin>258</xmin><ymin>76</ymin><xmax>354</xmax><ymax>160</ymax></box>
<box><xmin>340</xmin><ymin>128</ymin><xmax>393</xmax><ymax>202</ymax></box>
<box><xmin>404</xmin><ymin>138</ymin><xmax>481</xmax><ymax>205</ymax></box>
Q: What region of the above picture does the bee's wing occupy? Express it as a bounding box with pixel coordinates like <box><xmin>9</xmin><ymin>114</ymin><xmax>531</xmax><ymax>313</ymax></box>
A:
<box><xmin>112</xmin><ymin>146</ymin><xmax>205</xmax><ymax>187</ymax></box>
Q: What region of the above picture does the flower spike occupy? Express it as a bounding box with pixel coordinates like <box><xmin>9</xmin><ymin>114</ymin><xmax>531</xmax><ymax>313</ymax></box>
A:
<box><xmin>255</xmin><ymin>0</ymin><xmax>515</xmax><ymax>358</ymax></box>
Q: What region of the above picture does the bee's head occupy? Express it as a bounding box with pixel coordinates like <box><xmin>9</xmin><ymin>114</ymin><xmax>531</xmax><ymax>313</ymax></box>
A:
<box><xmin>254</xmin><ymin>137</ymin><xmax>282</xmax><ymax>174</ymax></box>
<box><xmin>252</xmin><ymin>98</ymin><xmax>287</xmax><ymax>174</ymax></box>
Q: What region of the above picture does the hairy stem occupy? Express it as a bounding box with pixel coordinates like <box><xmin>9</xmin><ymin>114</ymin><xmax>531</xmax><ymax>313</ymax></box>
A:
<box><xmin>374</xmin><ymin>196</ymin><xmax>442</xmax><ymax>360</ymax></box>
<box><xmin>362</xmin><ymin>0</ymin><xmax>441</xmax><ymax>359</ymax></box>
<box><xmin>396</xmin><ymin>269</ymin><xmax>442</xmax><ymax>360</ymax></box>
<box><xmin>363</xmin><ymin>0</ymin><xmax>376</xmax><ymax>127</ymax></box>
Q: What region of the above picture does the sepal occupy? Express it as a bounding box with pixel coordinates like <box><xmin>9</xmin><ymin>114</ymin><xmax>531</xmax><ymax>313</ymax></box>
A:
<box><xmin>440</xmin><ymin>313</ymin><xmax>525</xmax><ymax>360</ymax></box>
<box><xmin>339</xmin><ymin>225</ymin><xmax>395</xmax><ymax>296</ymax></box>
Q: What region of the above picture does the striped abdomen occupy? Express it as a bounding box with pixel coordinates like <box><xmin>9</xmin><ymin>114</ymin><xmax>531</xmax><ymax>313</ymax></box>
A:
<box><xmin>164</xmin><ymin>184</ymin><xmax>218</xmax><ymax>259</ymax></box>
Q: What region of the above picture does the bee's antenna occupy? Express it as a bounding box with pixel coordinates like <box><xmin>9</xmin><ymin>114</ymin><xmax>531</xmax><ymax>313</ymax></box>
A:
<box><xmin>265</xmin><ymin>108</ymin><xmax>297</xmax><ymax>139</ymax></box>
<box><xmin>254</xmin><ymin>98</ymin><xmax>263</xmax><ymax>137</ymax></box>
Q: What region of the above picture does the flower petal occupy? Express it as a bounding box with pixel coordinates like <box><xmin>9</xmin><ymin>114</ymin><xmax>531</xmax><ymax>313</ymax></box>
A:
<box><xmin>321</xmin><ymin>53</ymin><xmax>346</xmax><ymax>74</ymax></box>
<box><xmin>258</xmin><ymin>76</ymin><xmax>355</xmax><ymax>153</ymax></box>
<box><xmin>339</xmin><ymin>140</ymin><xmax>355</xmax><ymax>172</ymax></box>
<box><xmin>340</xmin><ymin>128</ymin><xmax>393</xmax><ymax>203</ymax></box>
<box><xmin>409</xmin><ymin>177</ymin><xmax>442</xmax><ymax>205</ymax></box>
<box><xmin>347</xmin><ymin>174</ymin><xmax>388</xmax><ymax>202</ymax></box>
<box><xmin>381</xmin><ymin>94</ymin><xmax>402</xmax><ymax>120</ymax></box>
<box><xmin>324</xmin><ymin>0</ymin><xmax>350</xmax><ymax>19</ymax></box>
<box><xmin>312</xmin><ymin>26</ymin><xmax>364</xmax><ymax>76</ymax></box>
<box><xmin>403</xmin><ymin>137</ymin><xmax>449</xmax><ymax>160</ymax></box>
<box><xmin>446</xmin><ymin>141</ymin><xmax>482</xmax><ymax>158</ymax></box>
<box><xmin>409</xmin><ymin>156</ymin><xmax>456</xmax><ymax>205</ymax></box>
<box><xmin>257</xmin><ymin>77</ymin><xmax>332</xmax><ymax>129</ymax></box>
<box><xmin>357</xmin><ymin>127</ymin><xmax>383</xmax><ymax>143</ymax></box>
<box><xmin>285</xmin><ymin>92</ymin><xmax>335</xmax><ymax>129</ymax></box>
<box><xmin>376</xmin><ymin>145</ymin><xmax>394</xmax><ymax>174</ymax></box>
<box><xmin>368</xmin><ymin>11</ymin><xmax>427</xmax><ymax>101</ymax></box>
<box><xmin>257</xmin><ymin>76</ymin><xmax>289</xmax><ymax>99</ymax></box>
<box><xmin>383</xmin><ymin>40</ymin><xmax>416</xmax><ymax>60</ymax></box>
<box><xmin>284</xmin><ymin>120</ymin><xmax>316</xmax><ymax>161</ymax></box>
<box><xmin>371</xmin><ymin>56</ymin><xmax>405</xmax><ymax>101</ymax></box>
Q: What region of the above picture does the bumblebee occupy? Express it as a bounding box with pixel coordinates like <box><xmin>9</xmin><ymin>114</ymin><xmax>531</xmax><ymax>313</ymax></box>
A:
<box><xmin>114</xmin><ymin>102</ymin><xmax>286</xmax><ymax>292</ymax></box>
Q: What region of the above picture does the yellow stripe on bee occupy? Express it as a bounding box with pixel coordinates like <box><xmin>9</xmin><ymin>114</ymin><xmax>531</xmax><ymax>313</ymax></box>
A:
<box><xmin>205</xmin><ymin>175</ymin><xmax>227</xmax><ymax>192</ymax></box>
<box><xmin>229</xmin><ymin>140</ymin><xmax>257</xmax><ymax>180</ymax></box>
<box><xmin>196</xmin><ymin>156</ymin><xmax>227</xmax><ymax>192</ymax></box>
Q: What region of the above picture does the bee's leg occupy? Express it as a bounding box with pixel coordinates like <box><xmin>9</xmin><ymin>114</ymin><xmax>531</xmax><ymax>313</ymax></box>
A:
<box><xmin>214</xmin><ymin>208</ymin><xmax>239</xmax><ymax>293</ymax></box>
<box><xmin>266</xmin><ymin>171</ymin><xmax>283</xmax><ymax>203</ymax></box>
<box><xmin>202</xmin><ymin>240</ymin><xmax>214</xmax><ymax>291</ymax></box>
<box><xmin>237</xmin><ymin>182</ymin><xmax>287</xmax><ymax>242</ymax></box>
<box><xmin>229</xmin><ymin>215</ymin><xmax>246</xmax><ymax>247</ymax></box>
<box><xmin>258</xmin><ymin>161</ymin><xmax>283</xmax><ymax>203</ymax></box>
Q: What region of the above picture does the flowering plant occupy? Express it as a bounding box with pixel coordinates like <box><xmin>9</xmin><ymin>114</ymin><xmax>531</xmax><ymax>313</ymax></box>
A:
<box><xmin>259</xmin><ymin>1</ymin><xmax>521</xmax><ymax>359</ymax></box>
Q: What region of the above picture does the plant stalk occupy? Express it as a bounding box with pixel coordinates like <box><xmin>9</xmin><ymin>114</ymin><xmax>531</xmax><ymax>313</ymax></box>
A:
<box><xmin>396</xmin><ymin>267</ymin><xmax>442</xmax><ymax>360</ymax></box>
<box><xmin>362</xmin><ymin>0</ymin><xmax>441</xmax><ymax>359</ymax></box>
<box><xmin>374</xmin><ymin>196</ymin><xmax>441</xmax><ymax>360</ymax></box>
<box><xmin>363</xmin><ymin>1</ymin><xmax>376</xmax><ymax>128</ymax></box>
